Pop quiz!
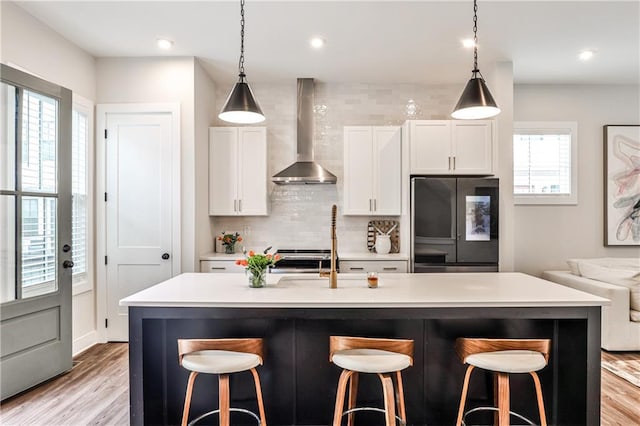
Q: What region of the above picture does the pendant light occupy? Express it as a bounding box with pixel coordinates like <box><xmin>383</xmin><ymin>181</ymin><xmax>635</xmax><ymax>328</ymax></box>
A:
<box><xmin>219</xmin><ymin>0</ymin><xmax>265</xmax><ymax>124</ymax></box>
<box><xmin>452</xmin><ymin>0</ymin><xmax>500</xmax><ymax>120</ymax></box>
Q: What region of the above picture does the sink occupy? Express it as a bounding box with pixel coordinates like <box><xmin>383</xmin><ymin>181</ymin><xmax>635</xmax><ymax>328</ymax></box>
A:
<box><xmin>274</xmin><ymin>273</ymin><xmax>372</xmax><ymax>288</ymax></box>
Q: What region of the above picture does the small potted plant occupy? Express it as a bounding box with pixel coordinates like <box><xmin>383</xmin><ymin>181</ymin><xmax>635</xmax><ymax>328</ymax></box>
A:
<box><xmin>218</xmin><ymin>231</ymin><xmax>242</xmax><ymax>254</ymax></box>
<box><xmin>236</xmin><ymin>247</ymin><xmax>281</xmax><ymax>288</ymax></box>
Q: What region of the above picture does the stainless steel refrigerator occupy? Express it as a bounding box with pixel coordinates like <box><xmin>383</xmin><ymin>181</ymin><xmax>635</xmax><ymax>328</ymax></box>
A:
<box><xmin>411</xmin><ymin>177</ymin><xmax>499</xmax><ymax>272</ymax></box>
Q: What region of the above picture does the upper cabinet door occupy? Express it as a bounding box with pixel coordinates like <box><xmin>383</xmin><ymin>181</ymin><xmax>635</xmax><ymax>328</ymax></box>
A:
<box><xmin>237</xmin><ymin>127</ymin><xmax>268</xmax><ymax>215</ymax></box>
<box><xmin>409</xmin><ymin>121</ymin><xmax>451</xmax><ymax>174</ymax></box>
<box><xmin>373</xmin><ymin>126</ymin><xmax>402</xmax><ymax>215</ymax></box>
<box><xmin>209</xmin><ymin>127</ymin><xmax>238</xmax><ymax>215</ymax></box>
<box><xmin>451</xmin><ymin>121</ymin><xmax>493</xmax><ymax>175</ymax></box>
<box><xmin>343</xmin><ymin>126</ymin><xmax>375</xmax><ymax>215</ymax></box>
<box><xmin>209</xmin><ymin>126</ymin><xmax>268</xmax><ymax>216</ymax></box>
<box><xmin>343</xmin><ymin>126</ymin><xmax>401</xmax><ymax>216</ymax></box>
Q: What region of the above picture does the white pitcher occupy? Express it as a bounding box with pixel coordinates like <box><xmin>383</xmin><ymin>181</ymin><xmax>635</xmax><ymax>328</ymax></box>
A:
<box><xmin>375</xmin><ymin>234</ymin><xmax>391</xmax><ymax>254</ymax></box>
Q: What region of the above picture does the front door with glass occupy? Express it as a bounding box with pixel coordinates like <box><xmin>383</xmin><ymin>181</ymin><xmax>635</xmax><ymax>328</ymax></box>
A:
<box><xmin>0</xmin><ymin>64</ymin><xmax>73</xmax><ymax>400</ymax></box>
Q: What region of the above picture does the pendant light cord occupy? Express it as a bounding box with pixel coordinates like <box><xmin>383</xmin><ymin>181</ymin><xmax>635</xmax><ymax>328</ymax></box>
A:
<box><xmin>238</xmin><ymin>0</ymin><xmax>246</xmax><ymax>80</ymax></box>
<box><xmin>472</xmin><ymin>0</ymin><xmax>478</xmax><ymax>74</ymax></box>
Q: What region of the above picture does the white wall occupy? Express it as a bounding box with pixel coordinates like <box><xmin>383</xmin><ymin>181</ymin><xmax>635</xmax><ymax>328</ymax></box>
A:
<box><xmin>0</xmin><ymin>1</ymin><xmax>96</xmax><ymax>100</ymax></box>
<box><xmin>194</xmin><ymin>60</ymin><xmax>216</xmax><ymax>261</ymax></box>
<box><xmin>1</xmin><ymin>1</ymin><xmax>98</xmax><ymax>355</ymax></box>
<box><xmin>96</xmin><ymin>57</ymin><xmax>198</xmax><ymax>272</ymax></box>
<box><xmin>514</xmin><ymin>84</ymin><xmax>640</xmax><ymax>276</ymax></box>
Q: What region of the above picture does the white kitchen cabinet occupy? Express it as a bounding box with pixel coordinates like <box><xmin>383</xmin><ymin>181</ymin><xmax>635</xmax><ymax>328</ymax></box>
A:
<box><xmin>340</xmin><ymin>260</ymin><xmax>408</xmax><ymax>273</ymax></box>
<box><xmin>209</xmin><ymin>127</ymin><xmax>268</xmax><ymax>215</ymax></box>
<box><xmin>200</xmin><ymin>260</ymin><xmax>244</xmax><ymax>273</ymax></box>
<box><xmin>343</xmin><ymin>126</ymin><xmax>401</xmax><ymax>215</ymax></box>
<box><xmin>409</xmin><ymin>120</ymin><xmax>493</xmax><ymax>175</ymax></box>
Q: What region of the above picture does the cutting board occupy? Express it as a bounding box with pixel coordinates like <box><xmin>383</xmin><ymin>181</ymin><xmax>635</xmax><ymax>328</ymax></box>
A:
<box><xmin>367</xmin><ymin>220</ymin><xmax>400</xmax><ymax>253</ymax></box>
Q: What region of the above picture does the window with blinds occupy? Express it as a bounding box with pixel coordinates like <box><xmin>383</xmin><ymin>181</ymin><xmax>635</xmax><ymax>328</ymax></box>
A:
<box><xmin>72</xmin><ymin>108</ymin><xmax>88</xmax><ymax>285</ymax></box>
<box><xmin>513</xmin><ymin>122</ymin><xmax>578</xmax><ymax>205</ymax></box>
<box><xmin>21</xmin><ymin>91</ymin><xmax>57</xmax><ymax>293</ymax></box>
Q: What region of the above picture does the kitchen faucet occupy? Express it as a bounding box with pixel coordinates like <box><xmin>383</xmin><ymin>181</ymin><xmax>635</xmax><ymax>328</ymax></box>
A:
<box><xmin>320</xmin><ymin>204</ymin><xmax>338</xmax><ymax>288</ymax></box>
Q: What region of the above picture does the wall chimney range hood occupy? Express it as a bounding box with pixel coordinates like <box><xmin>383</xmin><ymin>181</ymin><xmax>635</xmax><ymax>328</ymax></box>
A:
<box><xmin>272</xmin><ymin>78</ymin><xmax>337</xmax><ymax>184</ymax></box>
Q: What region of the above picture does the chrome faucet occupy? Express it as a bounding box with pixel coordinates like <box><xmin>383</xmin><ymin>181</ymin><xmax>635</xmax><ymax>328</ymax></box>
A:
<box><xmin>319</xmin><ymin>204</ymin><xmax>338</xmax><ymax>288</ymax></box>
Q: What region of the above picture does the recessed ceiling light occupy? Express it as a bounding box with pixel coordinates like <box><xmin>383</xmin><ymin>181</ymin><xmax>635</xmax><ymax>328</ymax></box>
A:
<box><xmin>310</xmin><ymin>37</ymin><xmax>325</xmax><ymax>49</ymax></box>
<box><xmin>461</xmin><ymin>38</ymin><xmax>475</xmax><ymax>48</ymax></box>
<box><xmin>579</xmin><ymin>50</ymin><xmax>595</xmax><ymax>61</ymax></box>
<box><xmin>157</xmin><ymin>38</ymin><xmax>174</xmax><ymax>50</ymax></box>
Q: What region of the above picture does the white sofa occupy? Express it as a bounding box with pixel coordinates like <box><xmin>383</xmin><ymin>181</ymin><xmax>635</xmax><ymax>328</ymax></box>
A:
<box><xmin>543</xmin><ymin>258</ymin><xmax>640</xmax><ymax>351</ymax></box>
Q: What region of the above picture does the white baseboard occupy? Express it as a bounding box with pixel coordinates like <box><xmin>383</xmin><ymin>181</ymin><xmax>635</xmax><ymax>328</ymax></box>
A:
<box><xmin>73</xmin><ymin>330</ymin><xmax>98</xmax><ymax>356</ymax></box>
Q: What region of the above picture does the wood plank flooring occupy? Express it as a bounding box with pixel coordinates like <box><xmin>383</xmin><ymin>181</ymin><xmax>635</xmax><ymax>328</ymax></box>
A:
<box><xmin>0</xmin><ymin>343</ymin><xmax>638</xmax><ymax>425</ymax></box>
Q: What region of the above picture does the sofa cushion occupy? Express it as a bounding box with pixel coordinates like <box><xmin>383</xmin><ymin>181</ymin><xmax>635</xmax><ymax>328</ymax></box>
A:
<box><xmin>631</xmin><ymin>310</ymin><xmax>640</xmax><ymax>323</ymax></box>
<box><xmin>567</xmin><ymin>258</ymin><xmax>640</xmax><ymax>276</ymax></box>
<box><xmin>577</xmin><ymin>260</ymin><xmax>640</xmax><ymax>311</ymax></box>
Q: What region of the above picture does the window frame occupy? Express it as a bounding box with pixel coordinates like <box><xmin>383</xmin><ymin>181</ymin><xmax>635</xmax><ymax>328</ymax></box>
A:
<box><xmin>71</xmin><ymin>94</ymin><xmax>94</xmax><ymax>295</ymax></box>
<box><xmin>513</xmin><ymin>121</ymin><xmax>578</xmax><ymax>205</ymax></box>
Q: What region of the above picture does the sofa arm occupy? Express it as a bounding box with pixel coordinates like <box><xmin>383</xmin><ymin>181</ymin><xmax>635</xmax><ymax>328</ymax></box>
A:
<box><xmin>542</xmin><ymin>271</ymin><xmax>629</xmax><ymax>311</ymax></box>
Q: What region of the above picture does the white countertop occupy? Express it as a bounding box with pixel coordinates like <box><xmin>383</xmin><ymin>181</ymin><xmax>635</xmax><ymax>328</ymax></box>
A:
<box><xmin>120</xmin><ymin>272</ymin><xmax>609</xmax><ymax>309</ymax></box>
<box><xmin>200</xmin><ymin>252</ymin><xmax>409</xmax><ymax>261</ymax></box>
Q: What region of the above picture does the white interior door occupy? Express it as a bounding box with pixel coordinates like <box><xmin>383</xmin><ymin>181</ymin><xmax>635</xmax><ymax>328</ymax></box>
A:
<box><xmin>104</xmin><ymin>110</ymin><xmax>176</xmax><ymax>341</ymax></box>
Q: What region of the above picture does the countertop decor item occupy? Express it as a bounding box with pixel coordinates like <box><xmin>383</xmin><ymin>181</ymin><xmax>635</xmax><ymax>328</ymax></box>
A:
<box><xmin>451</xmin><ymin>0</ymin><xmax>500</xmax><ymax>120</ymax></box>
<box><xmin>367</xmin><ymin>220</ymin><xmax>400</xmax><ymax>253</ymax></box>
<box><xmin>218</xmin><ymin>231</ymin><xmax>242</xmax><ymax>254</ymax></box>
<box><xmin>236</xmin><ymin>247</ymin><xmax>281</xmax><ymax>288</ymax></box>
<box><xmin>218</xmin><ymin>0</ymin><xmax>265</xmax><ymax>124</ymax></box>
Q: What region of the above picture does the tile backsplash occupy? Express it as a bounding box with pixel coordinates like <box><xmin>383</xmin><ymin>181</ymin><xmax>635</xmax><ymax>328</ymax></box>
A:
<box><xmin>211</xmin><ymin>81</ymin><xmax>460</xmax><ymax>253</ymax></box>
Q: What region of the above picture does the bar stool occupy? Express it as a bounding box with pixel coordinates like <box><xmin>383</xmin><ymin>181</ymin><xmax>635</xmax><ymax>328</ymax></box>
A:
<box><xmin>454</xmin><ymin>338</ymin><xmax>551</xmax><ymax>426</ymax></box>
<box><xmin>329</xmin><ymin>336</ymin><xmax>414</xmax><ymax>426</ymax></box>
<box><xmin>177</xmin><ymin>338</ymin><xmax>267</xmax><ymax>426</ymax></box>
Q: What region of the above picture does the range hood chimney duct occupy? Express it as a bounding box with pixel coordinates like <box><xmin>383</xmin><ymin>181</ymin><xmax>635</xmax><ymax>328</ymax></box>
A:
<box><xmin>272</xmin><ymin>78</ymin><xmax>337</xmax><ymax>184</ymax></box>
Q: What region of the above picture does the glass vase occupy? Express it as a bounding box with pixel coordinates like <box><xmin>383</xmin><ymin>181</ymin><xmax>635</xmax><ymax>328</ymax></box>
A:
<box><xmin>248</xmin><ymin>269</ymin><xmax>267</xmax><ymax>288</ymax></box>
<box><xmin>224</xmin><ymin>244</ymin><xmax>235</xmax><ymax>254</ymax></box>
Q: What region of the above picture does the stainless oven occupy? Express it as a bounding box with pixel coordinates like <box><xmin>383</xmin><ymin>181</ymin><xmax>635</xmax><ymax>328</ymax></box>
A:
<box><xmin>271</xmin><ymin>249</ymin><xmax>338</xmax><ymax>274</ymax></box>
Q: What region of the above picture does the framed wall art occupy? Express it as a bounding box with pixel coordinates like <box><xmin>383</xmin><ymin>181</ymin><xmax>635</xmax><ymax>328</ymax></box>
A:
<box><xmin>604</xmin><ymin>125</ymin><xmax>640</xmax><ymax>246</ymax></box>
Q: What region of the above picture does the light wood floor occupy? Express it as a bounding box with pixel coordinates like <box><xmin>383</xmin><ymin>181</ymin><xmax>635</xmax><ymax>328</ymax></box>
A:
<box><xmin>0</xmin><ymin>343</ymin><xmax>638</xmax><ymax>425</ymax></box>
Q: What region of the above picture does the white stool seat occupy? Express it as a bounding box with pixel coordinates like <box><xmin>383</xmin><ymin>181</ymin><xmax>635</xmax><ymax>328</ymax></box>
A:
<box><xmin>182</xmin><ymin>350</ymin><xmax>262</xmax><ymax>375</ymax></box>
<box><xmin>465</xmin><ymin>350</ymin><xmax>547</xmax><ymax>374</ymax></box>
<box><xmin>332</xmin><ymin>349</ymin><xmax>412</xmax><ymax>373</ymax></box>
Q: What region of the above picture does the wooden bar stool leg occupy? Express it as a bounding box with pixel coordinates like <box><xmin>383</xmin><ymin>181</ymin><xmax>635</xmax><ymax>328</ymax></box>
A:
<box><xmin>347</xmin><ymin>372</ymin><xmax>359</xmax><ymax>426</ymax></box>
<box><xmin>333</xmin><ymin>369</ymin><xmax>354</xmax><ymax>426</ymax></box>
<box><xmin>530</xmin><ymin>371</ymin><xmax>547</xmax><ymax>426</ymax></box>
<box><xmin>455</xmin><ymin>365</ymin><xmax>474</xmax><ymax>426</ymax></box>
<box><xmin>495</xmin><ymin>373</ymin><xmax>510</xmax><ymax>426</ymax></box>
<box><xmin>219</xmin><ymin>374</ymin><xmax>230</xmax><ymax>426</ymax></box>
<box><xmin>378</xmin><ymin>373</ymin><xmax>396</xmax><ymax>426</ymax></box>
<box><xmin>250</xmin><ymin>368</ymin><xmax>267</xmax><ymax>426</ymax></box>
<box><xmin>181</xmin><ymin>371</ymin><xmax>198</xmax><ymax>426</ymax></box>
<box><xmin>394</xmin><ymin>370</ymin><xmax>406</xmax><ymax>423</ymax></box>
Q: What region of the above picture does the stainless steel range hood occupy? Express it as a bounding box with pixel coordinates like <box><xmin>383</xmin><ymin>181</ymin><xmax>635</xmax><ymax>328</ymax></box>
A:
<box><xmin>272</xmin><ymin>78</ymin><xmax>337</xmax><ymax>184</ymax></box>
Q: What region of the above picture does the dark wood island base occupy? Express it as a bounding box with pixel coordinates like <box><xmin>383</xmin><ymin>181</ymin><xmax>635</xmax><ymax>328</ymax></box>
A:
<box><xmin>128</xmin><ymin>305</ymin><xmax>601</xmax><ymax>426</ymax></box>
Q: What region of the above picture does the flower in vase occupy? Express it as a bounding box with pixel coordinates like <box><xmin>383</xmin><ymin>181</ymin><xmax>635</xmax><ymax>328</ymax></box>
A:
<box><xmin>236</xmin><ymin>247</ymin><xmax>281</xmax><ymax>287</ymax></box>
<box><xmin>218</xmin><ymin>231</ymin><xmax>242</xmax><ymax>254</ymax></box>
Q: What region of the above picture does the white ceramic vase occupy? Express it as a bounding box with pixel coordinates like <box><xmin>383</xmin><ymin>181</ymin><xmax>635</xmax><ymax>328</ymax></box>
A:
<box><xmin>375</xmin><ymin>234</ymin><xmax>391</xmax><ymax>254</ymax></box>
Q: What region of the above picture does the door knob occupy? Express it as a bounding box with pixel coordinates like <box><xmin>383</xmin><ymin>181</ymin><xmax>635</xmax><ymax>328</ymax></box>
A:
<box><xmin>63</xmin><ymin>260</ymin><xmax>74</xmax><ymax>268</ymax></box>
<box><xmin>162</xmin><ymin>253</ymin><xmax>170</xmax><ymax>260</ymax></box>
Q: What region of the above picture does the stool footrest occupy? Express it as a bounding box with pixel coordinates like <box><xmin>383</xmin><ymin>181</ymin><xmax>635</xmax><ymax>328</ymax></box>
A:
<box><xmin>462</xmin><ymin>406</ymin><xmax>536</xmax><ymax>426</ymax></box>
<box><xmin>342</xmin><ymin>406</ymin><xmax>406</xmax><ymax>426</ymax></box>
<box><xmin>188</xmin><ymin>407</ymin><xmax>261</xmax><ymax>425</ymax></box>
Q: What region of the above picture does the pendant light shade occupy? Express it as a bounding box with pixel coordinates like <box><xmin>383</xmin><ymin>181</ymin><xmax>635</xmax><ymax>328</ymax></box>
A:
<box><xmin>451</xmin><ymin>74</ymin><xmax>500</xmax><ymax>119</ymax></box>
<box><xmin>219</xmin><ymin>0</ymin><xmax>265</xmax><ymax>124</ymax></box>
<box><xmin>452</xmin><ymin>0</ymin><xmax>500</xmax><ymax>120</ymax></box>
<box><xmin>219</xmin><ymin>76</ymin><xmax>265</xmax><ymax>124</ymax></box>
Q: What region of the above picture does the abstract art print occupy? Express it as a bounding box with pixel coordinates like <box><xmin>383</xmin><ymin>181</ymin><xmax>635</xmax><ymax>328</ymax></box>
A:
<box><xmin>604</xmin><ymin>125</ymin><xmax>640</xmax><ymax>246</ymax></box>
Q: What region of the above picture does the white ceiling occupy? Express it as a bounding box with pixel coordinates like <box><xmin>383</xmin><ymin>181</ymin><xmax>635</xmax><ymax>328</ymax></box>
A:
<box><xmin>15</xmin><ymin>0</ymin><xmax>640</xmax><ymax>86</ymax></box>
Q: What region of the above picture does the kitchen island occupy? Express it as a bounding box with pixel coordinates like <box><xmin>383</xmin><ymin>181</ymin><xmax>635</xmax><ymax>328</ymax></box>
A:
<box><xmin>121</xmin><ymin>272</ymin><xmax>607</xmax><ymax>426</ymax></box>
